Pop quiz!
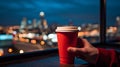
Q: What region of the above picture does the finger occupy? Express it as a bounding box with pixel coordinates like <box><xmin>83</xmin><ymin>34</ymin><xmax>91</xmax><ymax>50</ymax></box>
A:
<box><xmin>67</xmin><ymin>47</ymin><xmax>88</xmax><ymax>60</ymax></box>
<box><xmin>78</xmin><ymin>38</ymin><xmax>91</xmax><ymax>47</ymax></box>
<box><xmin>67</xmin><ymin>47</ymin><xmax>86</xmax><ymax>55</ymax></box>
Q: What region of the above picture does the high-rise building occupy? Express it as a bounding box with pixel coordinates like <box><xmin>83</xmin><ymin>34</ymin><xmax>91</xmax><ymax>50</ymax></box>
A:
<box><xmin>116</xmin><ymin>16</ymin><xmax>120</xmax><ymax>36</ymax></box>
<box><xmin>32</xmin><ymin>19</ymin><xmax>37</xmax><ymax>28</ymax></box>
<box><xmin>39</xmin><ymin>11</ymin><xmax>48</xmax><ymax>34</ymax></box>
<box><xmin>38</xmin><ymin>20</ymin><xmax>42</xmax><ymax>29</ymax></box>
<box><xmin>27</xmin><ymin>20</ymin><xmax>33</xmax><ymax>29</ymax></box>
<box><xmin>19</xmin><ymin>17</ymin><xmax>27</xmax><ymax>32</ymax></box>
<box><xmin>20</xmin><ymin>17</ymin><xmax>27</xmax><ymax>29</ymax></box>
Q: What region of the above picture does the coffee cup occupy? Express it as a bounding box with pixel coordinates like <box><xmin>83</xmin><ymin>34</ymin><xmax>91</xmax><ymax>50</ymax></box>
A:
<box><xmin>56</xmin><ymin>26</ymin><xmax>78</xmax><ymax>64</ymax></box>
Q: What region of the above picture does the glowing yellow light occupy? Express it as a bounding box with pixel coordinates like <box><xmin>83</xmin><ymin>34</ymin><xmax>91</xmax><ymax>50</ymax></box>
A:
<box><xmin>19</xmin><ymin>50</ymin><xmax>24</xmax><ymax>54</ymax></box>
<box><xmin>113</xmin><ymin>27</ymin><xmax>117</xmax><ymax>33</ymax></box>
<box><xmin>23</xmin><ymin>39</ymin><xmax>26</xmax><ymax>42</ymax></box>
<box><xmin>0</xmin><ymin>49</ymin><xmax>4</xmax><ymax>56</ymax></box>
<box><xmin>25</xmin><ymin>39</ymin><xmax>29</xmax><ymax>43</ymax></box>
<box><xmin>84</xmin><ymin>31</ymin><xmax>90</xmax><ymax>37</ymax></box>
<box><xmin>78</xmin><ymin>32</ymin><xmax>84</xmax><ymax>37</ymax></box>
<box><xmin>19</xmin><ymin>38</ymin><xmax>24</xmax><ymax>42</ymax></box>
<box><xmin>0</xmin><ymin>54</ymin><xmax>3</xmax><ymax>56</ymax></box>
<box><xmin>90</xmin><ymin>29</ymin><xmax>99</xmax><ymax>36</ymax></box>
<box><xmin>8</xmin><ymin>48</ymin><xmax>13</xmax><ymax>53</ymax></box>
<box><xmin>113</xmin><ymin>27</ymin><xmax>117</xmax><ymax>31</ymax></box>
<box><xmin>31</xmin><ymin>40</ymin><xmax>36</xmax><ymax>44</ymax></box>
<box><xmin>40</xmin><ymin>41</ymin><xmax>45</xmax><ymax>46</ymax></box>
<box><xmin>19</xmin><ymin>38</ymin><xmax>26</xmax><ymax>42</ymax></box>
<box><xmin>18</xmin><ymin>34</ymin><xmax>23</xmax><ymax>38</ymax></box>
<box><xmin>14</xmin><ymin>37</ymin><xmax>18</xmax><ymax>40</ymax></box>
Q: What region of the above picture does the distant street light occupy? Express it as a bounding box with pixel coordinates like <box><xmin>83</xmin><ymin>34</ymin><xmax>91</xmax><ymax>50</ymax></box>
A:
<box><xmin>40</xmin><ymin>11</ymin><xmax>44</xmax><ymax>17</ymax></box>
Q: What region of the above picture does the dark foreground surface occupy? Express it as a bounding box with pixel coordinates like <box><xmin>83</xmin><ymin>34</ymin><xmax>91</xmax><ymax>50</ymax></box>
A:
<box><xmin>0</xmin><ymin>41</ymin><xmax>120</xmax><ymax>67</ymax></box>
<box><xmin>0</xmin><ymin>48</ymin><xmax>90</xmax><ymax>67</ymax></box>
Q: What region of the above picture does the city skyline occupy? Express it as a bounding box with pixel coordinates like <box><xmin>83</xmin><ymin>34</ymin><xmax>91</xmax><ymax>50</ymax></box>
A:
<box><xmin>0</xmin><ymin>0</ymin><xmax>120</xmax><ymax>26</ymax></box>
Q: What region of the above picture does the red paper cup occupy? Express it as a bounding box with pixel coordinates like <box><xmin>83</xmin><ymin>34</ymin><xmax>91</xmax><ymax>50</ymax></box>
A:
<box><xmin>56</xmin><ymin>26</ymin><xmax>78</xmax><ymax>64</ymax></box>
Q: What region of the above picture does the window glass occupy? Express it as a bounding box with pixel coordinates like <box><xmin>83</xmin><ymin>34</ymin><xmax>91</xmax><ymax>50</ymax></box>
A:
<box><xmin>0</xmin><ymin>0</ymin><xmax>100</xmax><ymax>56</ymax></box>
<box><xmin>106</xmin><ymin>0</ymin><xmax>120</xmax><ymax>41</ymax></box>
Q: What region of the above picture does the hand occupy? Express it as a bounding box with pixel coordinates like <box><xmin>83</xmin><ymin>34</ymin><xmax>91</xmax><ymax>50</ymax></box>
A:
<box><xmin>67</xmin><ymin>38</ymin><xmax>98</xmax><ymax>64</ymax></box>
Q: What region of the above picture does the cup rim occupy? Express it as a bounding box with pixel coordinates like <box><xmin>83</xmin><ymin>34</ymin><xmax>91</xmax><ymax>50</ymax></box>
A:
<box><xmin>55</xmin><ymin>26</ymin><xmax>78</xmax><ymax>32</ymax></box>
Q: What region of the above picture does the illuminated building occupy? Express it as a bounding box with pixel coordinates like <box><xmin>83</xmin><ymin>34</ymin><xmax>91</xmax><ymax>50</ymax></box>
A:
<box><xmin>39</xmin><ymin>11</ymin><xmax>48</xmax><ymax>34</ymax></box>
<box><xmin>27</xmin><ymin>20</ymin><xmax>33</xmax><ymax>29</ymax></box>
<box><xmin>0</xmin><ymin>49</ymin><xmax>4</xmax><ymax>56</ymax></box>
<box><xmin>116</xmin><ymin>16</ymin><xmax>120</xmax><ymax>36</ymax></box>
<box><xmin>32</xmin><ymin>19</ymin><xmax>37</xmax><ymax>28</ymax></box>
<box><xmin>19</xmin><ymin>17</ymin><xmax>27</xmax><ymax>32</ymax></box>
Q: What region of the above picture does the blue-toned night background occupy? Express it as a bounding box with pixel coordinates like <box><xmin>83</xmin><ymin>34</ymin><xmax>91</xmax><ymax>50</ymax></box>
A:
<box><xmin>0</xmin><ymin>0</ymin><xmax>120</xmax><ymax>26</ymax></box>
<box><xmin>1</xmin><ymin>0</ymin><xmax>120</xmax><ymax>64</ymax></box>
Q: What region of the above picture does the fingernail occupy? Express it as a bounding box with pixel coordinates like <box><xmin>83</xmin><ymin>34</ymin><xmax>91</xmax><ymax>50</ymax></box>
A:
<box><xmin>67</xmin><ymin>47</ymin><xmax>72</xmax><ymax>52</ymax></box>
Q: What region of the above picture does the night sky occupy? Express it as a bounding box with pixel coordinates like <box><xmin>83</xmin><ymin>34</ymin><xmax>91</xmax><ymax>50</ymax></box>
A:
<box><xmin>0</xmin><ymin>0</ymin><xmax>120</xmax><ymax>26</ymax></box>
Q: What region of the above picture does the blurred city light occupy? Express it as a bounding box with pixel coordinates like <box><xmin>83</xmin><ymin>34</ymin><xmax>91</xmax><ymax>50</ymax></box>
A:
<box><xmin>0</xmin><ymin>35</ymin><xmax>13</xmax><ymax>40</ymax></box>
<box><xmin>40</xmin><ymin>41</ymin><xmax>45</xmax><ymax>46</ymax></box>
<box><xmin>8</xmin><ymin>48</ymin><xmax>13</xmax><ymax>53</ymax></box>
<box><xmin>0</xmin><ymin>49</ymin><xmax>4</xmax><ymax>56</ymax></box>
<box><xmin>40</xmin><ymin>11</ymin><xmax>44</xmax><ymax>17</ymax></box>
<box><xmin>19</xmin><ymin>50</ymin><xmax>24</xmax><ymax>54</ymax></box>
<box><xmin>25</xmin><ymin>39</ymin><xmax>29</xmax><ymax>43</ymax></box>
<box><xmin>43</xmin><ymin>34</ymin><xmax>48</xmax><ymax>40</ymax></box>
<box><xmin>19</xmin><ymin>38</ymin><xmax>24</xmax><ymax>42</ymax></box>
<box><xmin>31</xmin><ymin>40</ymin><xmax>36</xmax><ymax>44</ymax></box>
<box><xmin>27</xmin><ymin>33</ymin><xmax>35</xmax><ymax>38</ymax></box>
<box><xmin>48</xmin><ymin>34</ymin><xmax>57</xmax><ymax>42</ymax></box>
<box><xmin>78</xmin><ymin>26</ymin><xmax>82</xmax><ymax>31</ymax></box>
<box><xmin>13</xmin><ymin>31</ymin><xmax>17</xmax><ymax>35</ymax></box>
<box><xmin>78</xmin><ymin>32</ymin><xmax>84</xmax><ymax>37</ymax></box>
